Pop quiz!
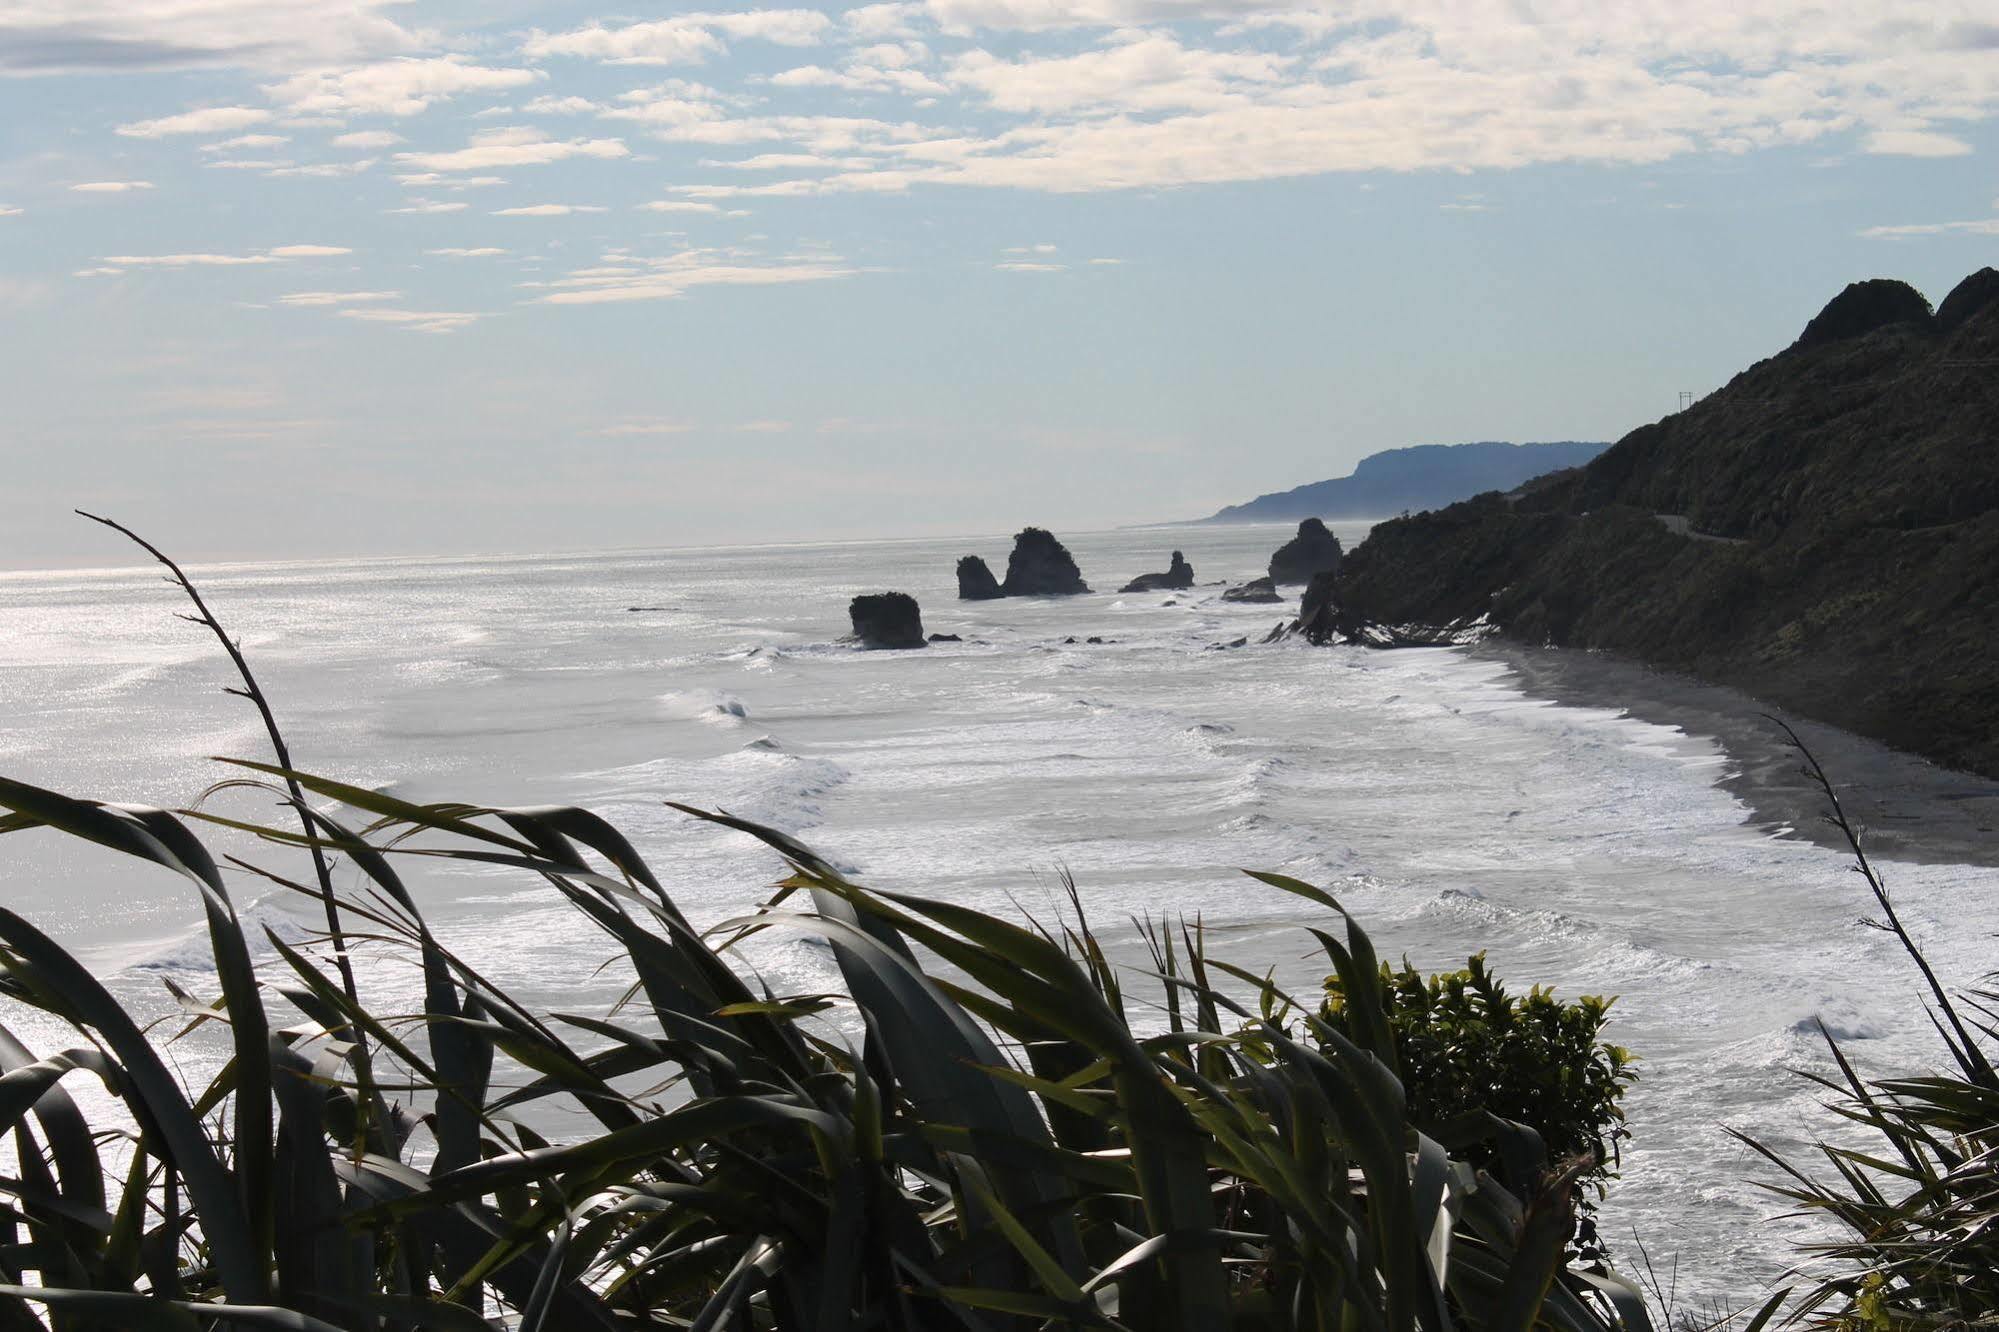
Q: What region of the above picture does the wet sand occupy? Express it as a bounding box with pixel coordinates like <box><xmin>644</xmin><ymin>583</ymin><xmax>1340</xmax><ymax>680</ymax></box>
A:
<box><xmin>1477</xmin><ymin>642</ymin><xmax>1999</xmax><ymax>868</ymax></box>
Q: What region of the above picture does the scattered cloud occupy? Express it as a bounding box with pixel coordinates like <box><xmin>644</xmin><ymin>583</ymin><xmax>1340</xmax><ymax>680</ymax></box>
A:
<box><xmin>277</xmin><ymin>290</ymin><xmax>400</xmax><ymax>306</ymax></box>
<box><xmin>202</xmin><ymin>134</ymin><xmax>290</xmax><ymax>151</ymax></box>
<box><xmin>333</xmin><ymin>130</ymin><xmax>404</xmax><ymax>149</ymax></box>
<box><xmin>638</xmin><ymin>200</ymin><xmax>724</xmax><ymax>213</ymax></box>
<box><xmin>524</xmin><ymin>11</ymin><xmax>834</xmax><ymax>65</ymax></box>
<box><xmin>386</xmin><ymin>199</ymin><xmax>469</xmax><ymax>214</ymax></box>
<box><xmin>598</xmin><ymin>419</ymin><xmax>697</xmax><ymax>436</ymax></box>
<box><xmin>996</xmin><ymin>260</ymin><xmax>1064</xmax><ymax>271</ymax></box>
<box><xmin>71</xmin><ymin>180</ymin><xmax>154</xmax><ymax>193</ymax></box>
<box><xmin>532</xmin><ymin>247</ymin><xmax>855</xmax><ymax>303</ymax></box>
<box><xmin>1859</xmin><ymin>217</ymin><xmax>1999</xmax><ymax>239</ymax></box>
<box><xmin>426</xmin><ymin>247</ymin><xmax>510</xmax><ymax>257</ymax></box>
<box><xmin>268</xmin><ymin>244</ymin><xmax>351</xmax><ymax>257</ymax></box>
<box><xmin>337</xmin><ymin>308</ymin><xmax>489</xmax><ymax>333</ymax></box>
<box><xmin>1862</xmin><ymin>129</ymin><xmax>1975</xmax><ymax>157</ymax></box>
<box><xmin>89</xmin><ymin>245</ymin><xmax>349</xmax><ymax>270</ymax></box>
<box><xmin>117</xmin><ymin>105</ymin><xmax>271</xmax><ymax>137</ymax></box>
<box><xmin>0</xmin><ymin>205</ymin><xmax>20</xmax><ymax>217</ymax></box>
<box><xmin>394</xmin><ymin>128</ymin><xmax>629</xmax><ymax>172</ymax></box>
<box><xmin>268</xmin><ymin>57</ymin><xmax>541</xmax><ymax>117</ymax></box>
<box><xmin>494</xmin><ymin>203</ymin><xmax>608</xmax><ymax>216</ymax></box>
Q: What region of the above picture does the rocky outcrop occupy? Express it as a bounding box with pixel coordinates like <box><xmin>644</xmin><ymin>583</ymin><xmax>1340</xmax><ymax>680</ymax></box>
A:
<box><xmin>1789</xmin><ymin>278</ymin><xmax>1931</xmax><ymax>352</ymax></box>
<box><xmin>1001</xmin><ymin>528</ymin><xmax>1090</xmax><ymax>596</ymax></box>
<box><xmin>1326</xmin><ymin>267</ymin><xmax>1999</xmax><ymax>778</ymax></box>
<box><xmin>1119</xmin><ymin>550</ymin><xmax>1194</xmax><ymax>593</ymax></box>
<box><xmin>1222</xmin><ymin>577</ymin><xmax>1281</xmax><ymax>603</ymax></box>
<box><xmin>1268</xmin><ymin>518</ymin><xmax>1343</xmax><ymax>584</ymax></box>
<box><xmin>848</xmin><ymin>593</ymin><xmax>927</xmax><ymax>649</ymax></box>
<box><xmin>956</xmin><ymin>555</ymin><xmax>1003</xmax><ymax>600</ymax></box>
<box><xmin>1295</xmin><ymin>570</ymin><xmax>1340</xmax><ymax>644</ymax></box>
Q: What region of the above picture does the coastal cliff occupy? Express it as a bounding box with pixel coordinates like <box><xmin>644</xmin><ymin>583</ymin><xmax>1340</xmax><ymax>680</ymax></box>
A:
<box><xmin>1330</xmin><ymin>269</ymin><xmax>1999</xmax><ymax>778</ymax></box>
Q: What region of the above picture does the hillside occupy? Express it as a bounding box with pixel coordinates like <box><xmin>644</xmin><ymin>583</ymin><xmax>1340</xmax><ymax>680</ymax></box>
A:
<box><xmin>1329</xmin><ymin>270</ymin><xmax>1999</xmax><ymax>778</ymax></box>
<box><xmin>1203</xmin><ymin>440</ymin><xmax>1609</xmax><ymax>522</ymax></box>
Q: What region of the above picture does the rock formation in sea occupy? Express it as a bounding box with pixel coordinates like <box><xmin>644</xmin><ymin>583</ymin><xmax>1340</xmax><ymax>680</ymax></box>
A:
<box><xmin>1268</xmin><ymin>518</ymin><xmax>1343</xmax><ymax>584</ymax></box>
<box><xmin>1324</xmin><ymin>266</ymin><xmax>1999</xmax><ymax>778</ymax></box>
<box><xmin>848</xmin><ymin>592</ymin><xmax>927</xmax><ymax>649</ymax></box>
<box><xmin>1119</xmin><ymin>550</ymin><xmax>1194</xmax><ymax>593</ymax></box>
<box><xmin>1222</xmin><ymin>577</ymin><xmax>1282</xmax><ymax>603</ymax></box>
<box><xmin>1000</xmin><ymin>528</ymin><xmax>1090</xmax><ymax>596</ymax></box>
<box><xmin>1295</xmin><ymin>570</ymin><xmax>1340</xmax><ymax>644</ymax></box>
<box><xmin>956</xmin><ymin>555</ymin><xmax>1003</xmax><ymax>600</ymax></box>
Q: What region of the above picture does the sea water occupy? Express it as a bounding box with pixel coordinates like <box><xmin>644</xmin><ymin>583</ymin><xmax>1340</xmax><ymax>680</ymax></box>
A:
<box><xmin>1</xmin><ymin>522</ymin><xmax>1993</xmax><ymax>1307</ymax></box>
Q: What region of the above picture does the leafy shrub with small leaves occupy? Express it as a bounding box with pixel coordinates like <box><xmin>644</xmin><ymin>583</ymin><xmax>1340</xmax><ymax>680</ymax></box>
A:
<box><xmin>1322</xmin><ymin>953</ymin><xmax>1636</xmax><ymax>1261</ymax></box>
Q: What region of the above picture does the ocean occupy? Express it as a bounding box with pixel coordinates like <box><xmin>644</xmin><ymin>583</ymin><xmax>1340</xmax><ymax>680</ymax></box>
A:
<box><xmin>2</xmin><ymin>521</ymin><xmax>1993</xmax><ymax>1306</ymax></box>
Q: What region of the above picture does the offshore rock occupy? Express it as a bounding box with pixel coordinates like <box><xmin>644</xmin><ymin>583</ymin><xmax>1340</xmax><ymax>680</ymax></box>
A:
<box><xmin>956</xmin><ymin>555</ymin><xmax>1003</xmax><ymax>600</ymax></box>
<box><xmin>1269</xmin><ymin>518</ymin><xmax>1344</xmax><ymax>584</ymax></box>
<box><xmin>1001</xmin><ymin>528</ymin><xmax>1090</xmax><ymax>596</ymax></box>
<box><xmin>1222</xmin><ymin>577</ymin><xmax>1282</xmax><ymax>603</ymax></box>
<box><xmin>848</xmin><ymin>592</ymin><xmax>927</xmax><ymax>649</ymax></box>
<box><xmin>1119</xmin><ymin>550</ymin><xmax>1195</xmax><ymax>593</ymax></box>
<box><xmin>1295</xmin><ymin>570</ymin><xmax>1341</xmax><ymax>645</ymax></box>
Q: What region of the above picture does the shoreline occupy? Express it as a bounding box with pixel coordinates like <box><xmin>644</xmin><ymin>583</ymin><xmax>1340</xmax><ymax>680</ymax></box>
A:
<box><xmin>1474</xmin><ymin>641</ymin><xmax>1999</xmax><ymax>868</ymax></box>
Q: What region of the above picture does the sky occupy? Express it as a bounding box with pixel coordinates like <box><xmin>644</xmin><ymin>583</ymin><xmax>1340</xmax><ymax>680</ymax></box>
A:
<box><xmin>1</xmin><ymin>1</ymin><xmax>1996</xmax><ymax>567</ymax></box>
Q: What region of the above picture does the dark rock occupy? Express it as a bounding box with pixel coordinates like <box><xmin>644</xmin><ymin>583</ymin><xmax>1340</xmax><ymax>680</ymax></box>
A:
<box><xmin>1936</xmin><ymin>267</ymin><xmax>1999</xmax><ymax>335</ymax></box>
<box><xmin>1086</xmin><ymin>636</ymin><xmax>1107</xmax><ymax>644</ymax></box>
<box><xmin>956</xmin><ymin>555</ymin><xmax>1003</xmax><ymax>600</ymax></box>
<box><xmin>1062</xmin><ymin>636</ymin><xmax>1078</xmax><ymax>644</ymax></box>
<box><xmin>928</xmin><ymin>632</ymin><xmax>961</xmax><ymax>642</ymax></box>
<box><xmin>1328</xmin><ymin>266</ymin><xmax>1999</xmax><ymax>778</ymax></box>
<box><xmin>626</xmin><ymin>605</ymin><xmax>665</xmax><ymax>612</ymax></box>
<box><xmin>1295</xmin><ymin>569</ymin><xmax>1341</xmax><ymax>644</ymax></box>
<box><xmin>1222</xmin><ymin>577</ymin><xmax>1282</xmax><ymax>603</ymax></box>
<box><xmin>1205</xmin><ymin>636</ymin><xmax>1249</xmax><ymax>651</ymax></box>
<box><xmin>1118</xmin><ymin>550</ymin><xmax>1194</xmax><ymax>593</ymax></box>
<box><xmin>1269</xmin><ymin>518</ymin><xmax>1344</xmax><ymax>584</ymax></box>
<box><xmin>1000</xmin><ymin>528</ymin><xmax>1090</xmax><ymax>596</ymax></box>
<box><xmin>848</xmin><ymin>592</ymin><xmax>927</xmax><ymax>649</ymax></box>
<box><xmin>1790</xmin><ymin>278</ymin><xmax>1932</xmax><ymax>352</ymax></box>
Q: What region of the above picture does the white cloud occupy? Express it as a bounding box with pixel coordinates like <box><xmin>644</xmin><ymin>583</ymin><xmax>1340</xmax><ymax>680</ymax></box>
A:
<box><xmin>1862</xmin><ymin>128</ymin><xmax>1974</xmax><ymax>157</ymax></box>
<box><xmin>268</xmin><ymin>244</ymin><xmax>351</xmax><ymax>257</ymax></box>
<box><xmin>277</xmin><ymin>290</ymin><xmax>401</xmax><ymax>306</ymax></box>
<box><xmin>598</xmin><ymin>419</ymin><xmax>697</xmax><ymax>435</ymax></box>
<box><xmin>1087</xmin><ymin>256</ymin><xmax>1124</xmax><ymax>264</ymax></box>
<box><xmin>0</xmin><ymin>205</ymin><xmax>21</xmax><ymax>217</ymax></box>
<box><xmin>269</xmin><ymin>57</ymin><xmax>541</xmax><ymax>117</ymax></box>
<box><xmin>494</xmin><ymin>203</ymin><xmax>609</xmax><ymax>216</ymax></box>
<box><xmin>1859</xmin><ymin>217</ymin><xmax>1999</xmax><ymax>238</ymax></box>
<box><xmin>844</xmin><ymin>4</ymin><xmax>926</xmax><ymax>38</ymax></box>
<box><xmin>386</xmin><ymin>200</ymin><xmax>468</xmax><ymax>214</ymax></box>
<box><xmin>951</xmin><ymin>31</ymin><xmax>1291</xmax><ymax>113</ymax></box>
<box><xmin>427</xmin><ymin>247</ymin><xmax>509</xmax><ymax>257</ymax></box>
<box><xmin>100</xmin><ymin>252</ymin><xmax>279</xmax><ymax>267</ymax></box>
<box><xmin>202</xmin><ymin>133</ymin><xmax>290</xmax><ymax>151</ymax></box>
<box><xmin>1003</xmin><ymin>242</ymin><xmax>1057</xmax><ymax>253</ymax></box>
<box><xmin>71</xmin><ymin>180</ymin><xmax>154</xmax><ymax>193</ymax></box>
<box><xmin>394</xmin><ymin>129</ymin><xmax>628</xmax><ymax>171</ymax></box>
<box><xmin>533</xmin><ymin>247</ymin><xmax>855</xmax><ymax>303</ymax></box>
<box><xmin>639</xmin><ymin>200</ymin><xmax>724</xmax><ymax>213</ymax></box>
<box><xmin>333</xmin><ymin>130</ymin><xmax>403</xmax><ymax>149</ymax></box>
<box><xmin>338</xmin><ymin>307</ymin><xmax>488</xmax><ymax>333</ymax></box>
<box><xmin>117</xmin><ymin>105</ymin><xmax>271</xmax><ymax>137</ymax></box>
<box><xmin>996</xmin><ymin>260</ymin><xmax>1064</xmax><ymax>271</ymax></box>
<box><xmin>524</xmin><ymin>10</ymin><xmax>835</xmax><ymax>65</ymax></box>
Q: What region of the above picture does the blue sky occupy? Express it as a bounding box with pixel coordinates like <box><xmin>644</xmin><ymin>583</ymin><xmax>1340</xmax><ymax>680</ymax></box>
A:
<box><xmin>2</xmin><ymin>1</ymin><xmax>1995</xmax><ymax>566</ymax></box>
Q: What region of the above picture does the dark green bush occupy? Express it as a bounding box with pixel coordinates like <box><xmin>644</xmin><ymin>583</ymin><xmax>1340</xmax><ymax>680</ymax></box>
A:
<box><xmin>1322</xmin><ymin>954</ymin><xmax>1636</xmax><ymax>1261</ymax></box>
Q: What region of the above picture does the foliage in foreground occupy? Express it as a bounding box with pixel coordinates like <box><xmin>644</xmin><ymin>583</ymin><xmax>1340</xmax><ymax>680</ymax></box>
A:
<box><xmin>0</xmin><ymin>760</ymin><xmax>1658</xmax><ymax>1330</ymax></box>
<box><xmin>1323</xmin><ymin>956</ymin><xmax>1635</xmax><ymax>1264</ymax></box>
<box><xmin>1729</xmin><ymin>733</ymin><xmax>1999</xmax><ymax>1331</ymax></box>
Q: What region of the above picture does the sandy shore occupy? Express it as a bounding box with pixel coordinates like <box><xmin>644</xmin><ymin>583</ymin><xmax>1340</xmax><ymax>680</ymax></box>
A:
<box><xmin>1476</xmin><ymin>642</ymin><xmax>1999</xmax><ymax>868</ymax></box>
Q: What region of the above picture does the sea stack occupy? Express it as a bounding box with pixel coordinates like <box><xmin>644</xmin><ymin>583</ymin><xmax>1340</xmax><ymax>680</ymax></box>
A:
<box><xmin>848</xmin><ymin>592</ymin><xmax>927</xmax><ymax>649</ymax></box>
<box><xmin>956</xmin><ymin>555</ymin><xmax>1003</xmax><ymax>600</ymax></box>
<box><xmin>1000</xmin><ymin>528</ymin><xmax>1090</xmax><ymax>596</ymax></box>
<box><xmin>1268</xmin><ymin>518</ymin><xmax>1343</xmax><ymax>585</ymax></box>
<box><xmin>1222</xmin><ymin>577</ymin><xmax>1282</xmax><ymax>603</ymax></box>
<box><xmin>1295</xmin><ymin>570</ymin><xmax>1341</xmax><ymax>644</ymax></box>
<box><xmin>1119</xmin><ymin>550</ymin><xmax>1195</xmax><ymax>593</ymax></box>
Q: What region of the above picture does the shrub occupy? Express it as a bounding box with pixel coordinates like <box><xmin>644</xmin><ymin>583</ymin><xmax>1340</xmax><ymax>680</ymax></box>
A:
<box><xmin>1322</xmin><ymin>954</ymin><xmax>1635</xmax><ymax>1262</ymax></box>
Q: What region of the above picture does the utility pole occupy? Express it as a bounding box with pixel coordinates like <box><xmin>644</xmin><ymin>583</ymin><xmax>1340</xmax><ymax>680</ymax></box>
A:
<box><xmin>1677</xmin><ymin>391</ymin><xmax>1695</xmax><ymax>412</ymax></box>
